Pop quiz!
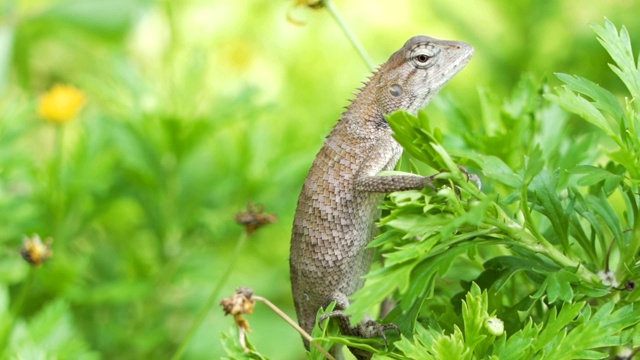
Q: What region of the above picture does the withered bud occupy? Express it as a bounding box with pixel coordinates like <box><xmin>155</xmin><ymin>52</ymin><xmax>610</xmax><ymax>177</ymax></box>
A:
<box><xmin>292</xmin><ymin>0</ymin><xmax>323</xmax><ymax>9</ymax></box>
<box><xmin>235</xmin><ymin>202</ymin><xmax>277</xmax><ymax>235</ymax></box>
<box><xmin>20</xmin><ymin>235</ymin><xmax>53</xmax><ymax>266</ymax></box>
<box><xmin>220</xmin><ymin>287</ymin><xmax>255</xmax><ymax>316</ymax></box>
<box><xmin>306</xmin><ymin>0</ymin><xmax>324</xmax><ymax>9</ymax></box>
<box><xmin>287</xmin><ymin>0</ymin><xmax>324</xmax><ymax>26</ymax></box>
<box><xmin>220</xmin><ymin>287</ymin><xmax>256</xmax><ymax>333</ymax></box>
<box><xmin>626</xmin><ymin>281</ymin><xmax>636</xmax><ymax>292</ymax></box>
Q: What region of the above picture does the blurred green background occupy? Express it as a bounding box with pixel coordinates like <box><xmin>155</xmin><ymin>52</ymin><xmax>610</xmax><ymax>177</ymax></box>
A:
<box><xmin>0</xmin><ymin>0</ymin><xmax>639</xmax><ymax>359</ymax></box>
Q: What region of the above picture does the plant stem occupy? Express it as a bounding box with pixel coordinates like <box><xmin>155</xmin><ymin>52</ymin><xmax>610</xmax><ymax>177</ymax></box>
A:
<box><xmin>323</xmin><ymin>0</ymin><xmax>375</xmax><ymax>71</ymax></box>
<box><xmin>0</xmin><ymin>268</ymin><xmax>36</xmax><ymax>356</ymax></box>
<box><xmin>170</xmin><ymin>232</ymin><xmax>248</xmax><ymax>360</ymax></box>
<box><xmin>52</xmin><ymin>125</ymin><xmax>64</xmax><ymax>239</ymax></box>
<box><xmin>254</xmin><ymin>295</ymin><xmax>336</xmax><ymax>360</ymax></box>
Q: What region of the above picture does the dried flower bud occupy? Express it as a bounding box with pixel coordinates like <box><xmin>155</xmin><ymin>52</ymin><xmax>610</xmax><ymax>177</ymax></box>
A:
<box><xmin>287</xmin><ymin>0</ymin><xmax>324</xmax><ymax>26</ymax></box>
<box><xmin>220</xmin><ymin>287</ymin><xmax>255</xmax><ymax>316</ymax></box>
<box><xmin>220</xmin><ymin>287</ymin><xmax>259</xmax><ymax>352</ymax></box>
<box><xmin>625</xmin><ymin>281</ymin><xmax>636</xmax><ymax>291</ymax></box>
<box><xmin>20</xmin><ymin>235</ymin><xmax>53</xmax><ymax>266</ymax></box>
<box><xmin>235</xmin><ymin>202</ymin><xmax>277</xmax><ymax>235</ymax></box>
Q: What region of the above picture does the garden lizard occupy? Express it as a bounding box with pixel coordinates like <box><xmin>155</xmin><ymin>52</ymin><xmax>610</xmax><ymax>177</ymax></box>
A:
<box><xmin>290</xmin><ymin>35</ymin><xmax>473</xmax><ymax>359</ymax></box>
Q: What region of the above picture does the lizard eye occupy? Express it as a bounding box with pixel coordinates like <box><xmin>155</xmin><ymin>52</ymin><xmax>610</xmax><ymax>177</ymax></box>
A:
<box><xmin>416</xmin><ymin>54</ymin><xmax>430</xmax><ymax>63</ymax></box>
<box><xmin>410</xmin><ymin>44</ymin><xmax>439</xmax><ymax>68</ymax></box>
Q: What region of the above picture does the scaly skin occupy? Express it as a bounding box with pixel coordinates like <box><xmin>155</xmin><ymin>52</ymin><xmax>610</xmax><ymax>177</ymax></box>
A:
<box><xmin>290</xmin><ymin>35</ymin><xmax>473</xmax><ymax>359</ymax></box>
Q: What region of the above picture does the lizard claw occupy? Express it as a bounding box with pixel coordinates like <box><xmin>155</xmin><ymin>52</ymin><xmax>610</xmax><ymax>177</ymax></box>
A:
<box><xmin>361</xmin><ymin>320</ymin><xmax>401</xmax><ymax>348</ymax></box>
<box><xmin>457</xmin><ymin>165</ymin><xmax>482</xmax><ymax>191</ymax></box>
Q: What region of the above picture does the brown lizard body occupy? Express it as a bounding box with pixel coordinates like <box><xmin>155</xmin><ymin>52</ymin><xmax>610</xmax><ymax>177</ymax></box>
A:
<box><xmin>290</xmin><ymin>35</ymin><xmax>473</xmax><ymax>359</ymax></box>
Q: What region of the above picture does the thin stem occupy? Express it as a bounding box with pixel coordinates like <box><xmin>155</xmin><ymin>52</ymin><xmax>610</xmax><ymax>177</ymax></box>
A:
<box><xmin>0</xmin><ymin>268</ymin><xmax>36</xmax><ymax>356</ymax></box>
<box><xmin>323</xmin><ymin>0</ymin><xmax>375</xmax><ymax>71</ymax></box>
<box><xmin>254</xmin><ymin>295</ymin><xmax>336</xmax><ymax>360</ymax></box>
<box><xmin>519</xmin><ymin>190</ymin><xmax>545</xmax><ymax>242</ymax></box>
<box><xmin>52</xmin><ymin>125</ymin><xmax>64</xmax><ymax>239</ymax></box>
<box><xmin>170</xmin><ymin>232</ymin><xmax>248</xmax><ymax>360</ymax></box>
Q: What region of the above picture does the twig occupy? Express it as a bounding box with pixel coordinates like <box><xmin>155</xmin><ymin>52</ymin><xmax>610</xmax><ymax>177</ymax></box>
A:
<box><xmin>253</xmin><ymin>295</ymin><xmax>336</xmax><ymax>360</ymax></box>
<box><xmin>323</xmin><ymin>0</ymin><xmax>375</xmax><ymax>71</ymax></box>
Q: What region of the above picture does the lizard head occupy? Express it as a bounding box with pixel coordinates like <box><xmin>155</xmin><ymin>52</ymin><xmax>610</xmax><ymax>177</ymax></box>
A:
<box><xmin>375</xmin><ymin>35</ymin><xmax>474</xmax><ymax>116</ymax></box>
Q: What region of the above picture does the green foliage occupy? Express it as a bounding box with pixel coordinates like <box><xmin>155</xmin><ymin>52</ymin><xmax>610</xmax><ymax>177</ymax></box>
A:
<box><xmin>335</xmin><ymin>19</ymin><xmax>640</xmax><ymax>358</ymax></box>
<box><xmin>2</xmin><ymin>0</ymin><xmax>640</xmax><ymax>359</ymax></box>
<box><xmin>0</xmin><ymin>287</ymin><xmax>98</xmax><ymax>360</ymax></box>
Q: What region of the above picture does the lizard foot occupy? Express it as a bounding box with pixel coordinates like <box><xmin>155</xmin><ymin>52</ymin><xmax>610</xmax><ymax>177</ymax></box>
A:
<box><xmin>457</xmin><ymin>165</ymin><xmax>482</xmax><ymax>191</ymax></box>
<box><xmin>318</xmin><ymin>309</ymin><xmax>344</xmax><ymax>331</ymax></box>
<box><xmin>360</xmin><ymin>320</ymin><xmax>400</xmax><ymax>347</ymax></box>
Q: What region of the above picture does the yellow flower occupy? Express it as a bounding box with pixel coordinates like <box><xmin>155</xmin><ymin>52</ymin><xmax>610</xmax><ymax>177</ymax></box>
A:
<box><xmin>38</xmin><ymin>84</ymin><xmax>86</xmax><ymax>124</ymax></box>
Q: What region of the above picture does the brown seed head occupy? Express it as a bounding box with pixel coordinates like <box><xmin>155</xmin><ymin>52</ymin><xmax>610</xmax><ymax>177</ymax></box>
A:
<box><xmin>20</xmin><ymin>235</ymin><xmax>53</xmax><ymax>266</ymax></box>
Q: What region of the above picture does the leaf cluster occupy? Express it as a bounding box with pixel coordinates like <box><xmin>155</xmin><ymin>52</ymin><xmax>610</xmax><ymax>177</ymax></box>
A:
<box><xmin>317</xmin><ymin>19</ymin><xmax>640</xmax><ymax>358</ymax></box>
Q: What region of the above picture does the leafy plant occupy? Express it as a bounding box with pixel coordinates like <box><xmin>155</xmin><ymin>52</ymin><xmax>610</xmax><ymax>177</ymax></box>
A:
<box><xmin>303</xmin><ymin>19</ymin><xmax>640</xmax><ymax>358</ymax></box>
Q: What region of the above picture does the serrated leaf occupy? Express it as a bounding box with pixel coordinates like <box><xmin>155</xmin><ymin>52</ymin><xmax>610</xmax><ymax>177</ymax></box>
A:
<box><xmin>523</xmin><ymin>146</ymin><xmax>545</xmax><ymax>184</ymax></box>
<box><xmin>570</xmin><ymin>165</ymin><xmax>623</xmax><ymax>187</ymax></box>
<box><xmin>585</xmin><ymin>190</ymin><xmax>624</xmax><ymax>247</ymax></box>
<box><xmin>503</xmin><ymin>74</ymin><xmax>541</xmax><ymax>119</ymax></box>
<box><xmin>540</xmin><ymin>303</ymin><xmax>640</xmax><ymax>360</ymax></box>
<box><xmin>533</xmin><ymin>302</ymin><xmax>584</xmax><ymax>353</ymax></box>
<box><xmin>471</xmin><ymin>154</ymin><xmax>521</xmax><ymax>188</ymax></box>
<box><xmin>461</xmin><ymin>284</ymin><xmax>488</xmax><ymax>353</ymax></box>
<box><xmin>493</xmin><ymin>320</ymin><xmax>540</xmax><ymax>360</ymax></box>
<box><xmin>393</xmin><ymin>333</ymin><xmax>435</xmax><ymax>360</ymax></box>
<box><xmin>591</xmin><ymin>20</ymin><xmax>640</xmax><ymax>106</ymax></box>
<box><xmin>545</xmin><ymin>87</ymin><xmax>616</xmax><ymax>138</ymax></box>
<box><xmin>530</xmin><ymin>171</ymin><xmax>570</xmax><ymax>251</ymax></box>
<box><xmin>555</xmin><ymin>73</ymin><xmax>625</xmax><ymax>122</ymax></box>
<box><xmin>482</xmin><ymin>256</ymin><xmax>557</xmax><ymax>292</ymax></box>
<box><xmin>387</xmin><ymin>111</ymin><xmax>442</xmax><ymax>169</ymax></box>
<box><xmin>544</xmin><ymin>270</ymin><xmax>579</xmax><ymax>303</ymax></box>
<box><xmin>349</xmin><ymin>264</ymin><xmax>413</xmax><ymax>323</ymax></box>
<box><xmin>431</xmin><ymin>326</ymin><xmax>472</xmax><ymax>360</ymax></box>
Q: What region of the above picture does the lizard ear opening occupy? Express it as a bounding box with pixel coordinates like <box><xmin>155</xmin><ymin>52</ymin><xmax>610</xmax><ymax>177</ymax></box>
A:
<box><xmin>389</xmin><ymin>84</ymin><xmax>403</xmax><ymax>97</ymax></box>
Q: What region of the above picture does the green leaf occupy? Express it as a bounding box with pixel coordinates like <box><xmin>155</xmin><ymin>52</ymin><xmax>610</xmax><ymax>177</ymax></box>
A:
<box><xmin>37</xmin><ymin>0</ymin><xmax>144</xmax><ymax>38</ymax></box>
<box><xmin>493</xmin><ymin>320</ymin><xmax>540</xmax><ymax>360</ymax></box>
<box><xmin>555</xmin><ymin>73</ymin><xmax>625</xmax><ymax>122</ymax></box>
<box><xmin>469</xmin><ymin>154</ymin><xmax>521</xmax><ymax>188</ymax></box>
<box><xmin>533</xmin><ymin>302</ymin><xmax>584</xmax><ymax>353</ymax></box>
<box><xmin>482</xmin><ymin>255</ymin><xmax>558</xmax><ymax>293</ymax></box>
<box><xmin>523</xmin><ymin>146</ymin><xmax>545</xmax><ymax>185</ymax></box>
<box><xmin>220</xmin><ymin>327</ymin><xmax>270</xmax><ymax>360</ymax></box>
<box><xmin>585</xmin><ymin>190</ymin><xmax>625</xmax><ymax>249</ymax></box>
<box><xmin>393</xmin><ymin>334</ymin><xmax>435</xmax><ymax>360</ymax></box>
<box><xmin>545</xmin><ymin>86</ymin><xmax>616</xmax><ymax>138</ymax></box>
<box><xmin>10</xmin><ymin>299</ymin><xmax>99</xmax><ymax>359</ymax></box>
<box><xmin>461</xmin><ymin>284</ymin><xmax>488</xmax><ymax>354</ymax></box>
<box><xmin>591</xmin><ymin>19</ymin><xmax>640</xmax><ymax>108</ymax></box>
<box><xmin>431</xmin><ymin>326</ymin><xmax>472</xmax><ymax>360</ymax></box>
<box><xmin>570</xmin><ymin>165</ymin><xmax>623</xmax><ymax>188</ymax></box>
<box><xmin>308</xmin><ymin>303</ymin><xmax>339</xmax><ymax>360</ymax></box>
<box><xmin>387</xmin><ymin>110</ymin><xmax>448</xmax><ymax>170</ymax></box>
<box><xmin>348</xmin><ymin>264</ymin><xmax>413</xmax><ymax>323</ymax></box>
<box><xmin>540</xmin><ymin>302</ymin><xmax>640</xmax><ymax>359</ymax></box>
<box><xmin>530</xmin><ymin>171</ymin><xmax>570</xmax><ymax>251</ymax></box>
<box><xmin>543</xmin><ymin>270</ymin><xmax>580</xmax><ymax>303</ymax></box>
